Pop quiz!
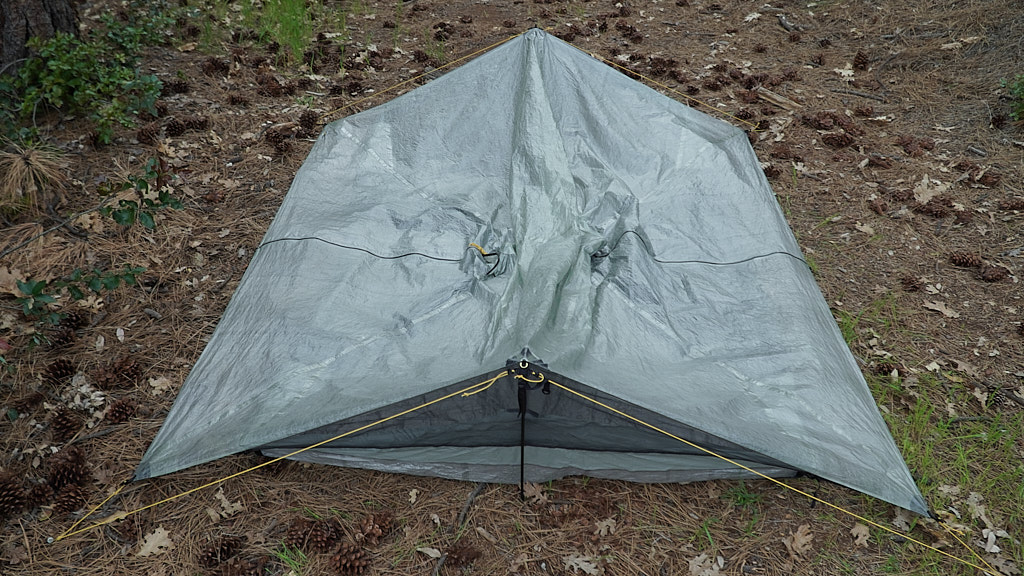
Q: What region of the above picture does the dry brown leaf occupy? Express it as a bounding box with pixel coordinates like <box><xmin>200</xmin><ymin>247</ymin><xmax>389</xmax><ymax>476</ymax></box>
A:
<box><xmin>416</xmin><ymin>546</ymin><xmax>442</xmax><ymax>559</ymax></box>
<box><xmin>913</xmin><ymin>175</ymin><xmax>950</xmax><ymax>203</ymax></box>
<box><xmin>0</xmin><ymin>266</ymin><xmax>26</xmax><ymax>297</ymax></box>
<box><xmin>475</xmin><ymin>526</ymin><xmax>497</xmax><ymax>544</ymax></box>
<box><xmin>985</xmin><ymin>554</ymin><xmax>1021</xmax><ymax>576</ymax></box>
<box><xmin>854</xmin><ymin>222</ymin><xmax>875</xmax><ymax>235</ymax></box>
<box><xmin>951</xmin><ymin>359</ymin><xmax>980</xmax><ymax>378</ymax></box>
<box><xmin>689</xmin><ymin>553</ymin><xmax>724</xmax><ymax>575</ymax></box>
<box><xmin>923</xmin><ymin>301</ymin><xmax>960</xmax><ymax>318</ymax></box>
<box><xmin>563</xmin><ymin>553</ymin><xmax>603</xmax><ymax>575</ymax></box>
<box><xmin>510</xmin><ymin>552</ymin><xmax>530</xmax><ymax>572</ymax></box>
<box><xmin>783</xmin><ymin>524</ymin><xmax>814</xmax><ymax>560</ymax></box>
<box><xmin>594</xmin><ymin>518</ymin><xmax>616</xmax><ymax>536</ymax></box>
<box><xmin>214</xmin><ymin>487</ymin><xmax>244</xmax><ymax>517</ymax></box>
<box><xmin>522</xmin><ymin>482</ymin><xmax>548</xmax><ymax>505</ymax></box>
<box><xmin>148</xmin><ymin>376</ymin><xmax>175</xmax><ymax>396</ymax></box>
<box><xmin>850</xmin><ymin>523</ymin><xmax>870</xmax><ymax>547</ymax></box>
<box><xmin>972</xmin><ymin>387</ymin><xmax>989</xmax><ymax>406</ymax></box>
<box><xmin>136</xmin><ymin>526</ymin><xmax>174</xmax><ymax>557</ymax></box>
<box><xmin>892</xmin><ymin>508</ymin><xmax>913</xmax><ymax>531</ymax></box>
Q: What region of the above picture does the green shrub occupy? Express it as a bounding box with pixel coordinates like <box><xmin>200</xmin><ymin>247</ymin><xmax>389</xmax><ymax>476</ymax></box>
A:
<box><xmin>99</xmin><ymin>157</ymin><xmax>183</xmax><ymax>229</ymax></box>
<box><xmin>1</xmin><ymin>0</ymin><xmax>175</xmax><ymax>143</ymax></box>
<box><xmin>15</xmin><ymin>33</ymin><xmax>161</xmax><ymax>144</ymax></box>
<box><xmin>1003</xmin><ymin>74</ymin><xmax>1024</xmax><ymax>121</ymax></box>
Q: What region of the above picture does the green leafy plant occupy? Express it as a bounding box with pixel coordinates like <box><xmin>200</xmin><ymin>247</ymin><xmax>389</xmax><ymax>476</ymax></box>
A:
<box><xmin>1002</xmin><ymin>74</ymin><xmax>1024</xmax><ymax>121</ymax></box>
<box><xmin>15</xmin><ymin>265</ymin><xmax>145</xmax><ymax>329</ymax></box>
<box><xmin>15</xmin><ymin>279</ymin><xmax>60</xmax><ymax>325</ymax></box>
<box><xmin>99</xmin><ymin>157</ymin><xmax>183</xmax><ymax>229</ymax></box>
<box><xmin>15</xmin><ymin>33</ymin><xmax>161</xmax><ymax>144</ymax></box>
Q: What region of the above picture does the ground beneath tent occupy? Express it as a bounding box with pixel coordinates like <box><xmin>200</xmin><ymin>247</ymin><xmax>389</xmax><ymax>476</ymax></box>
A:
<box><xmin>1</xmin><ymin>0</ymin><xmax>1023</xmax><ymax>575</ymax></box>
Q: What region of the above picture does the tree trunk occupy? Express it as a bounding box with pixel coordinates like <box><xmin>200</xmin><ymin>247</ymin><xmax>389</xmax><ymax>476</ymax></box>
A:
<box><xmin>1</xmin><ymin>0</ymin><xmax>79</xmax><ymax>75</ymax></box>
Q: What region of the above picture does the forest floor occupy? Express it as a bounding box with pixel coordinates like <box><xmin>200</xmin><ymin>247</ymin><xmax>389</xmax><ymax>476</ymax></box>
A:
<box><xmin>1</xmin><ymin>0</ymin><xmax>1023</xmax><ymax>574</ymax></box>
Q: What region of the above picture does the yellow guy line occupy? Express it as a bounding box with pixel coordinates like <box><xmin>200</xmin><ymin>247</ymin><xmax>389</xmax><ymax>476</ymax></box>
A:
<box><xmin>320</xmin><ymin>31</ymin><xmax>527</xmax><ymax>124</ymax></box>
<box><xmin>547</xmin><ymin>379</ymin><xmax>998</xmax><ymax>575</ymax></box>
<box><xmin>55</xmin><ymin>371</ymin><xmax>509</xmax><ymax>542</ymax></box>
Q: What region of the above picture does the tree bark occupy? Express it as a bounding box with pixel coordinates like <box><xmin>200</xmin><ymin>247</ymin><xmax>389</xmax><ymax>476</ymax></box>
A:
<box><xmin>1</xmin><ymin>0</ymin><xmax>79</xmax><ymax>75</ymax></box>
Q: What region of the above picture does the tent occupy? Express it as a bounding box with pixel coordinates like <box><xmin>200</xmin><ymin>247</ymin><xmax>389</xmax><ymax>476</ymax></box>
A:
<box><xmin>135</xmin><ymin>29</ymin><xmax>928</xmax><ymax>517</ymax></box>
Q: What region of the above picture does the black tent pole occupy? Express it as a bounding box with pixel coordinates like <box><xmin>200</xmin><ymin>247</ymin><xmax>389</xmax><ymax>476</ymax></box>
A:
<box><xmin>518</xmin><ymin>379</ymin><xmax>527</xmax><ymax>501</ymax></box>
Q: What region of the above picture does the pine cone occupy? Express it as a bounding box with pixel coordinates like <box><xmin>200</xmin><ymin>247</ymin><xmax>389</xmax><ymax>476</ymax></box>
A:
<box><xmin>284</xmin><ymin>518</ymin><xmax>313</xmax><ymax>550</ymax></box>
<box><xmin>949</xmin><ymin>251</ymin><xmax>982</xmax><ymax>267</ymax></box>
<box><xmin>873</xmin><ymin>361</ymin><xmax>902</xmax><ymax>376</ymax></box>
<box><xmin>53</xmin><ymin>483</ymin><xmax>87</xmax><ymax>516</ymax></box>
<box><xmin>299</xmin><ymin>110</ymin><xmax>319</xmax><ymax>132</ymax></box>
<box><xmin>44</xmin><ymin>359</ymin><xmax>77</xmax><ymax>386</ymax></box>
<box><xmin>9</xmin><ymin>391</ymin><xmax>45</xmax><ymax>413</ymax></box>
<box><xmin>94</xmin><ymin>356</ymin><xmax>142</xmax><ymax>389</ymax></box>
<box><xmin>48</xmin><ymin>325</ymin><xmax>77</xmax><ymax>348</ymax></box>
<box><xmin>227</xmin><ymin>92</ymin><xmax>250</xmax><ymax>106</ymax></box>
<box><xmin>50</xmin><ymin>407</ymin><xmax>82</xmax><ymax>443</ymax></box>
<box><xmin>162</xmin><ymin>78</ymin><xmax>191</xmax><ymax>96</ymax></box>
<box><xmin>853</xmin><ymin>50</ymin><xmax>870</xmax><ymax>70</ymax></box>
<box><xmin>24</xmin><ymin>481</ymin><xmax>53</xmax><ymax>507</ymax></box>
<box><xmin>1000</xmin><ymin>198</ymin><xmax>1024</xmax><ymax>211</ymax></box>
<box><xmin>202</xmin><ymin>57</ymin><xmax>231</xmax><ymax>75</ymax></box>
<box><xmin>182</xmin><ymin>115</ymin><xmax>210</xmax><ymax>131</ymax></box>
<box><xmin>822</xmin><ymin>132</ymin><xmax>855</xmax><ymax>148</ymax></box>
<box><xmin>61</xmin><ymin>310</ymin><xmax>89</xmax><ymax>329</ymax></box>
<box><xmin>105</xmin><ymin>398</ymin><xmax>139</xmax><ymax>423</ymax></box>
<box><xmin>92</xmin><ymin>363</ymin><xmax>120</xmax><ymax>389</ymax></box>
<box><xmin>165</xmin><ymin>118</ymin><xmax>187</xmax><ymax>137</ymax></box>
<box><xmin>0</xmin><ymin>474</ymin><xmax>25</xmax><ymax>519</ymax></box>
<box><xmin>221</xmin><ymin>555</ymin><xmax>268</xmax><ymax>576</ymax></box>
<box><xmin>112</xmin><ymin>356</ymin><xmax>143</xmax><ymax>386</ymax></box>
<box><xmin>256</xmin><ymin>73</ymin><xmax>284</xmax><ymax>96</ymax></box>
<box><xmin>446</xmin><ymin>541</ymin><xmax>481</xmax><ymax>567</ymax></box>
<box><xmin>357</xmin><ymin>511</ymin><xmax>394</xmax><ymax>546</ymax></box>
<box><xmin>48</xmin><ymin>446</ymin><xmax>88</xmax><ymax>490</ymax></box>
<box><xmin>199</xmin><ymin>535</ymin><xmax>244</xmax><ymax>568</ymax></box>
<box><xmin>330</xmin><ymin>542</ymin><xmax>370</xmax><ymax>575</ymax></box>
<box><xmin>980</xmin><ymin>266</ymin><xmax>1009</xmax><ymax>282</ymax></box>
<box><xmin>137</xmin><ymin>122</ymin><xmax>161</xmax><ymax>145</ymax></box>
<box><xmin>308</xmin><ymin>519</ymin><xmax>340</xmax><ymax>553</ymax></box>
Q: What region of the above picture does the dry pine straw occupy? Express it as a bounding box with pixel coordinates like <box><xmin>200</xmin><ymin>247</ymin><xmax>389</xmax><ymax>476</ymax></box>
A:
<box><xmin>31</xmin><ymin>459</ymin><xmax>879</xmax><ymax>576</ymax></box>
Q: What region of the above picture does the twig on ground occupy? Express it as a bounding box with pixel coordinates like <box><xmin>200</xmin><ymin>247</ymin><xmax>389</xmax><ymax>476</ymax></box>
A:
<box><xmin>431</xmin><ymin>552</ymin><xmax>448</xmax><ymax>576</ymax></box>
<box><xmin>949</xmin><ymin>416</ymin><xmax>992</xmax><ymax>424</ymax></box>
<box><xmin>457</xmin><ymin>482</ymin><xmax>486</xmax><ymax>529</ymax></box>
<box><xmin>830</xmin><ymin>88</ymin><xmax>886</xmax><ymax>102</ymax></box>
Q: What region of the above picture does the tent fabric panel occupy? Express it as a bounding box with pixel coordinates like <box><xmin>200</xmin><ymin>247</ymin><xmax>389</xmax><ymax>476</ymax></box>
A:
<box><xmin>259</xmin><ymin>368</ymin><xmax>792</xmax><ymax>470</ymax></box>
<box><xmin>262</xmin><ymin>446</ymin><xmax>799</xmax><ymax>485</ymax></box>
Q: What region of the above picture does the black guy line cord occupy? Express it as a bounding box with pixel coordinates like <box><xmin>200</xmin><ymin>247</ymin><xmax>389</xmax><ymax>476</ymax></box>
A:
<box><xmin>258</xmin><ymin>232</ymin><xmax>806</xmax><ymax>270</ymax></box>
<box><xmin>593</xmin><ymin>229</ymin><xmax>808</xmax><ymax>267</ymax></box>
<box><xmin>256</xmin><ymin>236</ymin><xmax>465</xmax><ymax>262</ymax></box>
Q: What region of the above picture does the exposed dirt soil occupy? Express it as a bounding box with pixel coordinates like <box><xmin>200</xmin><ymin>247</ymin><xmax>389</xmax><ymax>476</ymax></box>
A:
<box><xmin>2</xmin><ymin>0</ymin><xmax>1023</xmax><ymax>575</ymax></box>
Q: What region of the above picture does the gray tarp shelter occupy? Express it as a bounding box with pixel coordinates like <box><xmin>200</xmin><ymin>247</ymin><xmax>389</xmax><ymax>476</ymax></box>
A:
<box><xmin>135</xmin><ymin>29</ymin><xmax>928</xmax><ymax>516</ymax></box>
